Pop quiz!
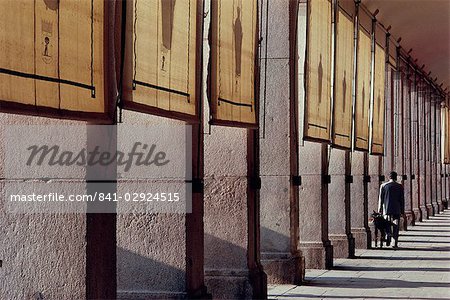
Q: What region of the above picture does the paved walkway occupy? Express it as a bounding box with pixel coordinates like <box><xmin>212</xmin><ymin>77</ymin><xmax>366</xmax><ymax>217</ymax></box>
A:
<box><xmin>269</xmin><ymin>210</ymin><xmax>450</xmax><ymax>300</ymax></box>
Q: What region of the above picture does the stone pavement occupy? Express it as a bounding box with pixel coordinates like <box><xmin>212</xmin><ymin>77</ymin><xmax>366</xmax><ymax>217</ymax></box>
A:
<box><xmin>269</xmin><ymin>210</ymin><xmax>450</xmax><ymax>300</ymax></box>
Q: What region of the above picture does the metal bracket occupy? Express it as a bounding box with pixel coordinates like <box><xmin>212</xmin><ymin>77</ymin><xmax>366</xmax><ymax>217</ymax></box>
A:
<box><xmin>345</xmin><ymin>175</ymin><xmax>353</xmax><ymax>184</ymax></box>
<box><xmin>190</xmin><ymin>178</ymin><xmax>204</xmax><ymax>194</ymax></box>
<box><xmin>411</xmin><ymin>174</ymin><xmax>416</xmax><ymax>180</ymax></box>
<box><xmin>379</xmin><ymin>175</ymin><xmax>385</xmax><ymax>182</ymax></box>
<box><xmin>292</xmin><ymin>175</ymin><xmax>302</xmax><ymax>186</ymax></box>
<box><xmin>402</xmin><ymin>175</ymin><xmax>408</xmax><ymax>181</ymax></box>
<box><xmin>322</xmin><ymin>175</ymin><xmax>331</xmax><ymax>185</ymax></box>
<box><xmin>250</xmin><ymin>177</ymin><xmax>262</xmax><ymax>190</ymax></box>
<box><xmin>364</xmin><ymin>175</ymin><xmax>371</xmax><ymax>183</ymax></box>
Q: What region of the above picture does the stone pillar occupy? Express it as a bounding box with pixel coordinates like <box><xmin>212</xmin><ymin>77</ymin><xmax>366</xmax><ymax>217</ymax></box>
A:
<box><xmin>329</xmin><ymin>149</ymin><xmax>355</xmax><ymax>258</ymax></box>
<box><xmin>295</xmin><ymin>0</ymin><xmax>332</xmax><ymax>269</ymax></box>
<box><xmin>411</xmin><ymin>74</ymin><xmax>421</xmax><ymax>221</ymax></box>
<box><xmin>384</xmin><ymin>68</ymin><xmax>394</xmax><ymax>177</ymax></box>
<box><xmin>203</xmin><ymin>126</ymin><xmax>266</xmax><ymax>299</ymax></box>
<box><xmin>116</xmin><ymin>112</ymin><xmax>208</xmax><ymax>299</ymax></box>
<box><xmin>425</xmin><ymin>89</ymin><xmax>433</xmax><ymax>217</ymax></box>
<box><xmin>367</xmin><ymin>156</ymin><xmax>381</xmax><ymax>215</ymax></box>
<box><xmin>0</xmin><ymin>114</ymin><xmax>87</xmax><ymax>299</ymax></box>
<box><xmin>259</xmin><ymin>0</ymin><xmax>304</xmax><ymax>285</ymax></box>
<box><xmin>418</xmin><ymin>83</ymin><xmax>428</xmax><ymax>219</ymax></box>
<box><xmin>393</xmin><ymin>69</ymin><xmax>406</xmax><ymax>227</ymax></box>
<box><xmin>351</xmin><ymin>151</ymin><xmax>371</xmax><ymax>249</ymax></box>
<box><xmin>436</xmin><ymin>105</ymin><xmax>443</xmax><ymax>213</ymax></box>
<box><xmin>431</xmin><ymin>100</ymin><xmax>439</xmax><ymax>214</ymax></box>
<box><xmin>446</xmin><ymin>165</ymin><xmax>450</xmax><ymax>209</ymax></box>
<box><xmin>367</xmin><ymin>155</ymin><xmax>382</xmax><ymax>235</ymax></box>
<box><xmin>202</xmin><ymin>0</ymin><xmax>266</xmax><ymax>294</ymax></box>
<box><xmin>298</xmin><ymin>143</ymin><xmax>333</xmax><ymax>269</ymax></box>
<box><xmin>402</xmin><ymin>71</ymin><xmax>413</xmax><ymax>226</ymax></box>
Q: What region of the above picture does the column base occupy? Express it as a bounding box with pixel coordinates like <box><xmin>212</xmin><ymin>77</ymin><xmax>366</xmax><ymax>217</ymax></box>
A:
<box><xmin>329</xmin><ymin>234</ymin><xmax>355</xmax><ymax>259</ymax></box>
<box><xmin>205</xmin><ymin>268</ymin><xmax>266</xmax><ymax>299</ymax></box>
<box><xmin>261</xmin><ymin>252</ymin><xmax>304</xmax><ymax>284</ymax></box>
<box><xmin>420</xmin><ymin>205</ymin><xmax>429</xmax><ymax>219</ymax></box>
<box><xmin>299</xmin><ymin>241</ymin><xmax>333</xmax><ymax>270</ymax></box>
<box><xmin>413</xmin><ymin>208</ymin><xmax>422</xmax><ymax>223</ymax></box>
<box><xmin>351</xmin><ymin>227</ymin><xmax>371</xmax><ymax>249</ymax></box>
<box><xmin>405</xmin><ymin>210</ymin><xmax>415</xmax><ymax>226</ymax></box>
<box><xmin>426</xmin><ymin>204</ymin><xmax>434</xmax><ymax>217</ymax></box>
<box><xmin>438</xmin><ymin>202</ymin><xmax>445</xmax><ymax>213</ymax></box>
<box><xmin>443</xmin><ymin>200</ymin><xmax>449</xmax><ymax>210</ymax></box>
<box><xmin>432</xmin><ymin>203</ymin><xmax>438</xmax><ymax>215</ymax></box>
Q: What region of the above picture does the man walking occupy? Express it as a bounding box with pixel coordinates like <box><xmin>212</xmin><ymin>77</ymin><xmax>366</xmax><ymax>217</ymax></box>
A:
<box><xmin>378</xmin><ymin>171</ymin><xmax>405</xmax><ymax>248</ymax></box>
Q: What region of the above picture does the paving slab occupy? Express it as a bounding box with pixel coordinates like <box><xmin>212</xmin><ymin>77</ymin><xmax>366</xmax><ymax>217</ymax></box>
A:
<box><xmin>268</xmin><ymin>210</ymin><xmax>450</xmax><ymax>299</ymax></box>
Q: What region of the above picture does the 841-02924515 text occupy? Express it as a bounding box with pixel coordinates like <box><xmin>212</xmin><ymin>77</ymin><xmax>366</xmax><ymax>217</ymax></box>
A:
<box><xmin>9</xmin><ymin>192</ymin><xmax>181</xmax><ymax>203</ymax></box>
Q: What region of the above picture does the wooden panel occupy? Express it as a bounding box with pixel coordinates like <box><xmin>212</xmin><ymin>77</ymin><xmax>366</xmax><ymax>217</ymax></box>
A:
<box><xmin>123</xmin><ymin>0</ymin><xmax>198</xmax><ymax>120</ymax></box>
<box><xmin>304</xmin><ymin>0</ymin><xmax>332</xmax><ymax>142</ymax></box>
<box><xmin>210</xmin><ymin>0</ymin><xmax>257</xmax><ymax>126</ymax></box>
<box><xmin>388</xmin><ymin>35</ymin><xmax>397</xmax><ymax>68</ymax></box>
<box><xmin>354</xmin><ymin>29</ymin><xmax>371</xmax><ymax>151</ymax></box>
<box><xmin>332</xmin><ymin>9</ymin><xmax>354</xmax><ymax>149</ymax></box>
<box><xmin>444</xmin><ymin>107</ymin><xmax>450</xmax><ymax>164</ymax></box>
<box><xmin>370</xmin><ymin>43</ymin><xmax>386</xmax><ymax>155</ymax></box>
<box><xmin>0</xmin><ymin>0</ymin><xmax>107</xmax><ymax>118</ymax></box>
<box><xmin>0</xmin><ymin>0</ymin><xmax>35</xmax><ymax>106</ymax></box>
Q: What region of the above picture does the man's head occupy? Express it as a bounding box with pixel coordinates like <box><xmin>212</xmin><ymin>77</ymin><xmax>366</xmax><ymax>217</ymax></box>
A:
<box><xmin>389</xmin><ymin>171</ymin><xmax>398</xmax><ymax>181</ymax></box>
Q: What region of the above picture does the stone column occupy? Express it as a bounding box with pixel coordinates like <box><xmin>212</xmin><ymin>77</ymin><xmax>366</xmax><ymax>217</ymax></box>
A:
<box><xmin>295</xmin><ymin>0</ymin><xmax>332</xmax><ymax>269</ymax></box>
<box><xmin>384</xmin><ymin>68</ymin><xmax>394</xmax><ymax>176</ymax></box>
<box><xmin>116</xmin><ymin>112</ymin><xmax>208</xmax><ymax>299</ymax></box>
<box><xmin>202</xmin><ymin>0</ymin><xmax>266</xmax><ymax>295</ymax></box>
<box><xmin>430</xmin><ymin>100</ymin><xmax>439</xmax><ymax>214</ymax></box>
<box><xmin>393</xmin><ymin>69</ymin><xmax>406</xmax><ymax>227</ymax></box>
<box><xmin>367</xmin><ymin>156</ymin><xmax>381</xmax><ymax>214</ymax></box>
<box><xmin>329</xmin><ymin>149</ymin><xmax>355</xmax><ymax>258</ymax></box>
<box><xmin>351</xmin><ymin>151</ymin><xmax>371</xmax><ymax>249</ymax></box>
<box><xmin>203</xmin><ymin>126</ymin><xmax>266</xmax><ymax>299</ymax></box>
<box><xmin>0</xmin><ymin>114</ymin><xmax>87</xmax><ymax>300</ymax></box>
<box><xmin>259</xmin><ymin>0</ymin><xmax>304</xmax><ymax>285</ymax></box>
<box><xmin>425</xmin><ymin>89</ymin><xmax>433</xmax><ymax>217</ymax></box>
<box><xmin>367</xmin><ymin>155</ymin><xmax>382</xmax><ymax>235</ymax></box>
<box><xmin>402</xmin><ymin>72</ymin><xmax>413</xmax><ymax>226</ymax></box>
<box><xmin>298</xmin><ymin>142</ymin><xmax>333</xmax><ymax>269</ymax></box>
<box><xmin>446</xmin><ymin>165</ymin><xmax>450</xmax><ymax>208</ymax></box>
<box><xmin>411</xmin><ymin>73</ymin><xmax>421</xmax><ymax>221</ymax></box>
<box><xmin>436</xmin><ymin>104</ymin><xmax>443</xmax><ymax>212</ymax></box>
<box><xmin>418</xmin><ymin>83</ymin><xmax>428</xmax><ymax>219</ymax></box>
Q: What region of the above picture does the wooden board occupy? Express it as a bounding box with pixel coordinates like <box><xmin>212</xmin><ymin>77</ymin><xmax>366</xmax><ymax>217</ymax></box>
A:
<box><xmin>0</xmin><ymin>0</ymin><xmax>107</xmax><ymax>120</ymax></box>
<box><xmin>122</xmin><ymin>0</ymin><xmax>199</xmax><ymax>121</ymax></box>
<box><xmin>370</xmin><ymin>43</ymin><xmax>386</xmax><ymax>155</ymax></box>
<box><xmin>388</xmin><ymin>35</ymin><xmax>397</xmax><ymax>69</ymax></box>
<box><xmin>354</xmin><ymin>28</ymin><xmax>371</xmax><ymax>151</ymax></box>
<box><xmin>444</xmin><ymin>107</ymin><xmax>450</xmax><ymax>164</ymax></box>
<box><xmin>332</xmin><ymin>8</ymin><xmax>354</xmax><ymax>149</ymax></box>
<box><xmin>210</xmin><ymin>0</ymin><xmax>258</xmax><ymax>126</ymax></box>
<box><xmin>304</xmin><ymin>0</ymin><xmax>332</xmax><ymax>142</ymax></box>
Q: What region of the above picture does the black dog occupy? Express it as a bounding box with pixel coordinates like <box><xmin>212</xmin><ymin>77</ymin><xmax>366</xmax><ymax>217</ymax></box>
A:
<box><xmin>370</xmin><ymin>211</ymin><xmax>391</xmax><ymax>248</ymax></box>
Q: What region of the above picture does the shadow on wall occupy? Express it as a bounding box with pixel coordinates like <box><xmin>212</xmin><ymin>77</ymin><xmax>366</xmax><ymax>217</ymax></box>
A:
<box><xmin>204</xmin><ymin>233</ymin><xmax>247</xmax><ymax>270</ymax></box>
<box><xmin>117</xmin><ymin>233</ymin><xmax>253</xmax><ymax>294</ymax></box>
<box><xmin>260</xmin><ymin>226</ymin><xmax>291</xmax><ymax>253</ymax></box>
<box><xmin>117</xmin><ymin>247</ymin><xmax>186</xmax><ymax>293</ymax></box>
